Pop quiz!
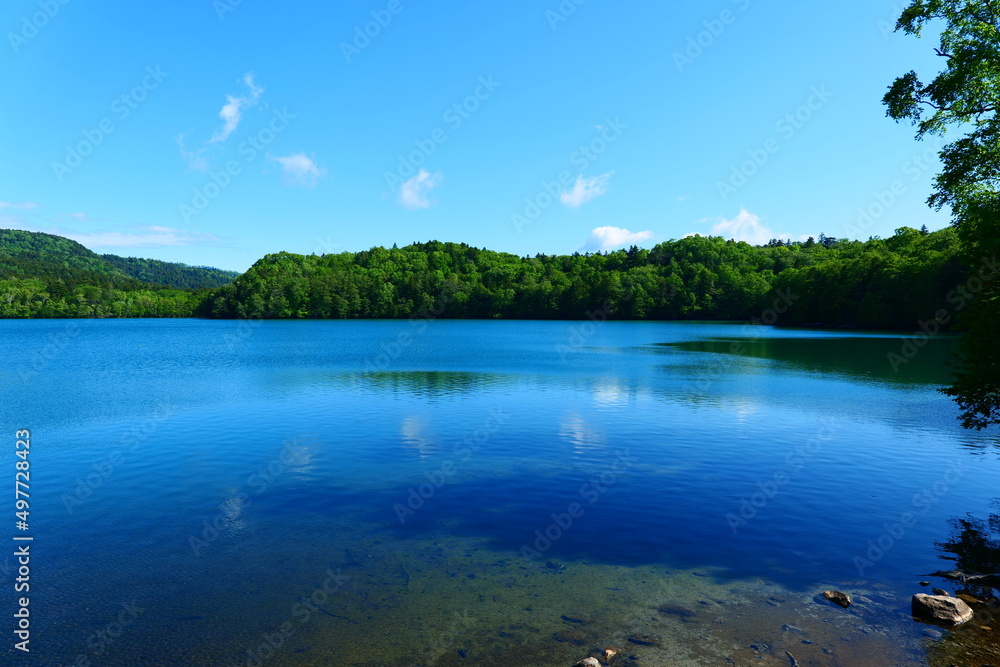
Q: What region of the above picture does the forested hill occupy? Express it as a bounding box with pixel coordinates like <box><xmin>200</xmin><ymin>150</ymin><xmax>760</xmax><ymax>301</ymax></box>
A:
<box><xmin>0</xmin><ymin>229</ymin><xmax>238</xmax><ymax>318</ymax></box>
<box><xmin>100</xmin><ymin>255</ymin><xmax>239</xmax><ymax>290</ymax></box>
<box><xmin>205</xmin><ymin>227</ymin><xmax>965</xmax><ymax>331</ymax></box>
<box><xmin>0</xmin><ymin>229</ymin><xmax>237</xmax><ymax>290</ymax></box>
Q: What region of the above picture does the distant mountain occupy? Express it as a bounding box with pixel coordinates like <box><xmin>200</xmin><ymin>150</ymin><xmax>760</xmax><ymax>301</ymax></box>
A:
<box><xmin>0</xmin><ymin>229</ymin><xmax>238</xmax><ymax>290</ymax></box>
<box><xmin>100</xmin><ymin>255</ymin><xmax>239</xmax><ymax>290</ymax></box>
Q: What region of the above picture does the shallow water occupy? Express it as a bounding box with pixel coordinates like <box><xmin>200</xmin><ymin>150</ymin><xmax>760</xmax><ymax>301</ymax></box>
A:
<box><xmin>1</xmin><ymin>319</ymin><xmax>998</xmax><ymax>665</ymax></box>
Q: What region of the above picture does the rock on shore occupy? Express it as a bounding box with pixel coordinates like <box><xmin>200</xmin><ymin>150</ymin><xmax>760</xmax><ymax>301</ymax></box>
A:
<box><xmin>911</xmin><ymin>594</ymin><xmax>974</xmax><ymax>626</ymax></box>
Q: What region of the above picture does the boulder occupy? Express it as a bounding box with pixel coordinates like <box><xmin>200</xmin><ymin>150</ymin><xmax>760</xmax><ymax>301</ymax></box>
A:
<box><xmin>911</xmin><ymin>594</ymin><xmax>974</xmax><ymax>626</ymax></box>
<box><xmin>589</xmin><ymin>646</ymin><xmax>622</xmax><ymax>663</ymax></box>
<box><xmin>572</xmin><ymin>659</ymin><xmax>601</xmax><ymax>667</ymax></box>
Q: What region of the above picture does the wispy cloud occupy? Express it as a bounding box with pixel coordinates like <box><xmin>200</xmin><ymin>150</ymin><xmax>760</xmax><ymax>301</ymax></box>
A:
<box><xmin>10</xmin><ymin>224</ymin><xmax>226</xmax><ymax>249</ymax></box>
<box><xmin>582</xmin><ymin>226</ymin><xmax>654</xmax><ymax>252</ymax></box>
<box><xmin>399</xmin><ymin>169</ymin><xmax>443</xmax><ymax>209</ymax></box>
<box><xmin>53</xmin><ymin>212</ymin><xmax>94</xmax><ymax>223</ymax></box>
<box><xmin>210</xmin><ymin>73</ymin><xmax>264</xmax><ymax>143</ymax></box>
<box><xmin>0</xmin><ymin>201</ymin><xmax>41</xmax><ymax>211</ymax></box>
<box><xmin>698</xmin><ymin>208</ymin><xmax>797</xmax><ymax>246</ymax></box>
<box><xmin>561</xmin><ymin>172</ymin><xmax>613</xmax><ymax>209</ymax></box>
<box><xmin>273</xmin><ymin>153</ymin><xmax>326</xmax><ymax>188</ymax></box>
<box><xmin>177</xmin><ymin>134</ymin><xmax>209</xmax><ymax>171</ymax></box>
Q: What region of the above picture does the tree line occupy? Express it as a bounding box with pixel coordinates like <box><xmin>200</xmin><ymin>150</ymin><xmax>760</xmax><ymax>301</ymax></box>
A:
<box><xmin>204</xmin><ymin>227</ymin><xmax>964</xmax><ymax>330</ymax></box>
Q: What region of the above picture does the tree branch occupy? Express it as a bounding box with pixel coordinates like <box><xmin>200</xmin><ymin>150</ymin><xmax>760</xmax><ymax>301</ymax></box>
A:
<box><xmin>982</xmin><ymin>0</ymin><xmax>1000</xmax><ymax>32</ymax></box>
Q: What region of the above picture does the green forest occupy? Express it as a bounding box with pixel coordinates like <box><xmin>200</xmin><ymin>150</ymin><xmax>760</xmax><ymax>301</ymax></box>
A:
<box><xmin>204</xmin><ymin>227</ymin><xmax>963</xmax><ymax>329</ymax></box>
<box><xmin>0</xmin><ymin>229</ymin><xmax>237</xmax><ymax>318</ymax></box>
<box><xmin>0</xmin><ymin>226</ymin><xmax>970</xmax><ymax>330</ymax></box>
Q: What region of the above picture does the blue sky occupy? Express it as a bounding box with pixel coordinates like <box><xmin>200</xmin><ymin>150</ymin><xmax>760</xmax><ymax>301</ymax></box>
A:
<box><xmin>1</xmin><ymin>0</ymin><xmax>950</xmax><ymax>272</ymax></box>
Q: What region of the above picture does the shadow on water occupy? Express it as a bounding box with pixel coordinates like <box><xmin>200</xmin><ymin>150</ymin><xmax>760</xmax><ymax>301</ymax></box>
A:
<box><xmin>330</xmin><ymin>371</ymin><xmax>516</xmax><ymax>398</ymax></box>
<box><xmin>923</xmin><ymin>501</ymin><xmax>1000</xmax><ymax>665</ymax></box>
<box><xmin>291</xmin><ymin>468</ymin><xmax>847</xmax><ymax>595</ymax></box>
<box><xmin>655</xmin><ymin>334</ymin><xmax>960</xmax><ymax>385</ymax></box>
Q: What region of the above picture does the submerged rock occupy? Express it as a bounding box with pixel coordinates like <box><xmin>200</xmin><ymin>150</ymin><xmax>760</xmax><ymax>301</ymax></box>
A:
<box><xmin>822</xmin><ymin>590</ymin><xmax>851</xmax><ymax>608</ymax></box>
<box><xmin>967</xmin><ymin>572</ymin><xmax>1000</xmax><ymax>587</ymax></box>
<box><xmin>956</xmin><ymin>592</ymin><xmax>983</xmax><ymax>606</ymax></box>
<box><xmin>931</xmin><ymin>588</ymin><xmax>950</xmax><ymax>597</ymax></box>
<box><xmin>554</xmin><ymin>629</ymin><xmax>587</xmax><ymax>645</ymax></box>
<box><xmin>657</xmin><ymin>604</ymin><xmax>696</xmax><ymax>620</ymax></box>
<box><xmin>911</xmin><ymin>594</ymin><xmax>974</xmax><ymax>626</ymax></box>
<box><xmin>627</xmin><ymin>633</ymin><xmax>661</xmax><ymax>647</ymax></box>
<box><xmin>927</xmin><ymin>569</ymin><xmax>1000</xmax><ymax>587</ymax></box>
<box><xmin>572</xmin><ymin>659</ymin><xmax>601</xmax><ymax>667</ymax></box>
<box><xmin>562</xmin><ymin>614</ymin><xmax>592</xmax><ymax>625</ymax></box>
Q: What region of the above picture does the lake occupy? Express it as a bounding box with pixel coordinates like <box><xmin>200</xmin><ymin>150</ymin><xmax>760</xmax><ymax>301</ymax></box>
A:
<box><xmin>2</xmin><ymin>319</ymin><xmax>998</xmax><ymax>666</ymax></box>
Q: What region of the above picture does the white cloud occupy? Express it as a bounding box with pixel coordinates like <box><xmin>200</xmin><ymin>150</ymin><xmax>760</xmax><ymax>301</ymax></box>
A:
<box><xmin>210</xmin><ymin>73</ymin><xmax>264</xmax><ymax>143</ymax></box>
<box><xmin>273</xmin><ymin>153</ymin><xmax>326</xmax><ymax>188</ymax></box>
<box><xmin>582</xmin><ymin>226</ymin><xmax>654</xmax><ymax>252</ymax></box>
<box><xmin>700</xmin><ymin>208</ymin><xmax>796</xmax><ymax>246</ymax></box>
<box><xmin>53</xmin><ymin>212</ymin><xmax>93</xmax><ymax>223</ymax></box>
<box><xmin>0</xmin><ymin>201</ymin><xmax>40</xmax><ymax>211</ymax></box>
<box><xmin>561</xmin><ymin>172</ymin><xmax>613</xmax><ymax>209</ymax></box>
<box><xmin>29</xmin><ymin>225</ymin><xmax>225</xmax><ymax>249</ymax></box>
<box><xmin>398</xmin><ymin>169</ymin><xmax>443</xmax><ymax>209</ymax></box>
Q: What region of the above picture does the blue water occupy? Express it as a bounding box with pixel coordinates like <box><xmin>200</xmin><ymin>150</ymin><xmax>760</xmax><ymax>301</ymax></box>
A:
<box><xmin>1</xmin><ymin>319</ymin><xmax>997</xmax><ymax>666</ymax></box>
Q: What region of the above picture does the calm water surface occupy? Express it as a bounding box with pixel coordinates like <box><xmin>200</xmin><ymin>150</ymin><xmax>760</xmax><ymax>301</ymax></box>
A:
<box><xmin>1</xmin><ymin>319</ymin><xmax>998</xmax><ymax>666</ymax></box>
